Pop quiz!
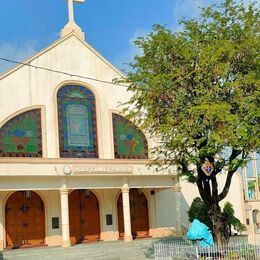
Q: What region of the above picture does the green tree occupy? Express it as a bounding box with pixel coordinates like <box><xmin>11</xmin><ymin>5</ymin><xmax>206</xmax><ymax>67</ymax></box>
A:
<box><xmin>223</xmin><ymin>202</ymin><xmax>246</xmax><ymax>235</ymax></box>
<box><xmin>188</xmin><ymin>198</ymin><xmax>246</xmax><ymax>238</ymax></box>
<box><xmin>188</xmin><ymin>197</ymin><xmax>213</xmax><ymax>231</ymax></box>
<box><xmin>119</xmin><ymin>0</ymin><xmax>259</xmax><ymax>244</ymax></box>
<box><xmin>248</xmin><ymin>180</ymin><xmax>256</xmax><ymax>191</ymax></box>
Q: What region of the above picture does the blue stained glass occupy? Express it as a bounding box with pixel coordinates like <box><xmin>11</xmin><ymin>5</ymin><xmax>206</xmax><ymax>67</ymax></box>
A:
<box><xmin>67</xmin><ymin>105</ymin><xmax>89</xmax><ymax>146</ymax></box>
<box><xmin>57</xmin><ymin>85</ymin><xmax>98</xmax><ymax>158</ymax></box>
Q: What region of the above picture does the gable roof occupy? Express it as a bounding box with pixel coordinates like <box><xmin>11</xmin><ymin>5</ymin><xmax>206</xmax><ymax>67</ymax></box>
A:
<box><xmin>0</xmin><ymin>32</ymin><xmax>126</xmax><ymax>81</ymax></box>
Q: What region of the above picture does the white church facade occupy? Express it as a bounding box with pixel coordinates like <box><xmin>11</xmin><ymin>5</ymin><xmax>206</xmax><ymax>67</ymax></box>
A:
<box><xmin>0</xmin><ymin>1</ymin><xmax>183</xmax><ymax>249</ymax></box>
<box><xmin>0</xmin><ymin>0</ymin><xmax>257</xmax><ymax>251</ymax></box>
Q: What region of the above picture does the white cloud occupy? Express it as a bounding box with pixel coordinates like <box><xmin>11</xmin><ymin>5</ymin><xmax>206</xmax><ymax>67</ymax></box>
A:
<box><xmin>173</xmin><ymin>0</ymin><xmax>217</xmax><ymax>22</ymax></box>
<box><xmin>112</xmin><ymin>0</ymin><xmax>259</xmax><ymax>72</ymax></box>
<box><xmin>113</xmin><ymin>28</ymin><xmax>149</xmax><ymax>73</ymax></box>
<box><xmin>243</xmin><ymin>0</ymin><xmax>260</xmax><ymax>7</ymax></box>
<box><xmin>172</xmin><ymin>0</ymin><xmax>259</xmax><ymax>31</ymax></box>
<box><xmin>173</xmin><ymin>0</ymin><xmax>259</xmax><ymax>24</ymax></box>
<box><xmin>113</xmin><ymin>1</ymin><xmax>218</xmax><ymax>71</ymax></box>
<box><xmin>0</xmin><ymin>41</ymin><xmax>37</xmax><ymax>74</ymax></box>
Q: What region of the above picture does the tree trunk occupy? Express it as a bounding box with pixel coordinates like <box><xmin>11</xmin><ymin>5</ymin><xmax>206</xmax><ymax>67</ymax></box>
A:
<box><xmin>209</xmin><ymin>203</ymin><xmax>230</xmax><ymax>245</ymax></box>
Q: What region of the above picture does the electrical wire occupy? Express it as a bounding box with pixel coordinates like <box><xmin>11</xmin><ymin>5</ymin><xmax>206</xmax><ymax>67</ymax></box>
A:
<box><xmin>0</xmin><ymin>57</ymin><xmax>128</xmax><ymax>87</ymax></box>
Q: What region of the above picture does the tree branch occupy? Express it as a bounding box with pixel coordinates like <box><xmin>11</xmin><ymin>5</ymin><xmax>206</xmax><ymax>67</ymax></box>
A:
<box><xmin>196</xmin><ymin>163</ymin><xmax>212</xmax><ymax>204</ymax></box>
<box><xmin>211</xmin><ymin>173</ymin><xmax>219</xmax><ymax>198</ymax></box>
<box><xmin>217</xmin><ymin>148</ymin><xmax>242</xmax><ymax>202</ymax></box>
<box><xmin>217</xmin><ymin>171</ymin><xmax>234</xmax><ymax>202</ymax></box>
<box><xmin>197</xmin><ymin>177</ymin><xmax>207</xmax><ymax>201</ymax></box>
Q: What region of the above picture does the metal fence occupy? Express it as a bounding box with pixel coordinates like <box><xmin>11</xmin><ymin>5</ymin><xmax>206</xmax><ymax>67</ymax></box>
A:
<box><xmin>154</xmin><ymin>241</ymin><xmax>260</xmax><ymax>260</ymax></box>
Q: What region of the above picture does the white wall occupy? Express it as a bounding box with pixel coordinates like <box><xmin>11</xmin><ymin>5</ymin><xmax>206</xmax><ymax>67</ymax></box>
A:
<box><xmin>180</xmin><ymin>172</ymin><xmax>246</xmax><ymax>228</ymax></box>
<box><xmin>0</xmin><ymin>35</ymin><xmax>131</xmax><ymax>159</ymax></box>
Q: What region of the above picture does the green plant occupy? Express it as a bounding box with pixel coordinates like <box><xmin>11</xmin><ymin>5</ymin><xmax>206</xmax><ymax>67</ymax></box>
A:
<box><xmin>241</xmin><ymin>247</ymin><xmax>256</xmax><ymax>259</ymax></box>
<box><xmin>118</xmin><ymin>0</ymin><xmax>259</xmax><ymax>244</ymax></box>
<box><xmin>188</xmin><ymin>197</ymin><xmax>213</xmax><ymax>231</ymax></box>
<box><xmin>223</xmin><ymin>202</ymin><xmax>246</xmax><ymax>233</ymax></box>
<box><xmin>248</xmin><ymin>180</ymin><xmax>256</xmax><ymax>191</ymax></box>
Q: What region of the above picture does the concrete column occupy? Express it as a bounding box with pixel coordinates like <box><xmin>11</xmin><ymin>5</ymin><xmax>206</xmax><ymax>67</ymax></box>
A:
<box><xmin>121</xmin><ymin>185</ymin><xmax>133</xmax><ymax>241</ymax></box>
<box><xmin>149</xmin><ymin>189</ymin><xmax>157</xmax><ymax>230</ymax></box>
<box><xmin>0</xmin><ymin>194</ymin><xmax>4</xmax><ymax>250</ymax></box>
<box><xmin>173</xmin><ymin>184</ymin><xmax>183</xmax><ymax>236</ymax></box>
<box><xmin>249</xmin><ymin>210</ymin><xmax>256</xmax><ymax>244</ymax></box>
<box><xmin>252</xmin><ymin>152</ymin><xmax>260</xmax><ymax>199</ymax></box>
<box><xmin>60</xmin><ymin>188</ymin><xmax>71</xmax><ymax>247</ymax></box>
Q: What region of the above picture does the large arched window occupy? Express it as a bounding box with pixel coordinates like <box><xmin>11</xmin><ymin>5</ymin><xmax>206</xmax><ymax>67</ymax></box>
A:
<box><xmin>112</xmin><ymin>114</ymin><xmax>148</xmax><ymax>159</ymax></box>
<box><xmin>0</xmin><ymin>109</ymin><xmax>42</xmax><ymax>157</ymax></box>
<box><xmin>57</xmin><ymin>85</ymin><xmax>98</xmax><ymax>158</ymax></box>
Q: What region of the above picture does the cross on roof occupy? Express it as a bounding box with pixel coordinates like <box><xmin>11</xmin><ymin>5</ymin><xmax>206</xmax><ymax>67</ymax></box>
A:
<box><xmin>61</xmin><ymin>0</ymin><xmax>85</xmax><ymax>39</ymax></box>
<box><xmin>67</xmin><ymin>0</ymin><xmax>85</xmax><ymax>25</ymax></box>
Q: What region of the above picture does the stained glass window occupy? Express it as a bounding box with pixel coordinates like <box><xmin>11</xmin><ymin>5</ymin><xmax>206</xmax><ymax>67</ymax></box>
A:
<box><xmin>0</xmin><ymin>109</ymin><xmax>42</xmax><ymax>157</ymax></box>
<box><xmin>57</xmin><ymin>85</ymin><xmax>98</xmax><ymax>158</ymax></box>
<box><xmin>112</xmin><ymin>114</ymin><xmax>148</xmax><ymax>159</ymax></box>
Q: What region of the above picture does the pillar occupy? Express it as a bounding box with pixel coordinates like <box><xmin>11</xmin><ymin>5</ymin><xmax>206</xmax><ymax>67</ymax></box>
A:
<box><xmin>173</xmin><ymin>183</ymin><xmax>183</xmax><ymax>236</ymax></box>
<box><xmin>149</xmin><ymin>189</ymin><xmax>157</xmax><ymax>230</ymax></box>
<box><xmin>249</xmin><ymin>210</ymin><xmax>256</xmax><ymax>244</ymax></box>
<box><xmin>0</xmin><ymin>194</ymin><xmax>4</xmax><ymax>250</ymax></box>
<box><xmin>121</xmin><ymin>185</ymin><xmax>133</xmax><ymax>241</ymax></box>
<box><xmin>60</xmin><ymin>188</ymin><xmax>71</xmax><ymax>247</ymax></box>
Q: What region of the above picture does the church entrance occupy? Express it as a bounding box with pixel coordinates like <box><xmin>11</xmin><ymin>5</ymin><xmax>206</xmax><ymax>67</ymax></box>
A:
<box><xmin>117</xmin><ymin>188</ymin><xmax>149</xmax><ymax>239</ymax></box>
<box><xmin>69</xmin><ymin>190</ymin><xmax>100</xmax><ymax>244</ymax></box>
<box><xmin>5</xmin><ymin>191</ymin><xmax>45</xmax><ymax>248</ymax></box>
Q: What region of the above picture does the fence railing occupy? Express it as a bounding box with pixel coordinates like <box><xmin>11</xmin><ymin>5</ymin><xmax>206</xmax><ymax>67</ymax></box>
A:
<box><xmin>154</xmin><ymin>241</ymin><xmax>260</xmax><ymax>259</ymax></box>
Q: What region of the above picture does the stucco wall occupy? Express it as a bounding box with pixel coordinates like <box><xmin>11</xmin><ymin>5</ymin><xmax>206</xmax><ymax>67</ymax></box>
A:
<box><xmin>0</xmin><ymin>34</ymin><xmax>146</xmax><ymax>159</ymax></box>
<box><xmin>0</xmin><ymin>188</ymin><xmax>181</xmax><ymax>248</ymax></box>
<box><xmin>180</xmin><ymin>172</ymin><xmax>246</xmax><ymax>228</ymax></box>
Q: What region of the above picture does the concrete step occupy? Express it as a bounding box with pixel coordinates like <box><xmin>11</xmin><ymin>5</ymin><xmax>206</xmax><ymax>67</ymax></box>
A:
<box><xmin>1</xmin><ymin>238</ymin><xmax>183</xmax><ymax>259</ymax></box>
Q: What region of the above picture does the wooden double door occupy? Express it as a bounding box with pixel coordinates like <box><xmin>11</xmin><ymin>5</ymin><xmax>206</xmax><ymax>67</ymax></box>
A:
<box><xmin>117</xmin><ymin>188</ymin><xmax>149</xmax><ymax>239</ymax></box>
<box><xmin>5</xmin><ymin>191</ymin><xmax>45</xmax><ymax>248</ymax></box>
<box><xmin>69</xmin><ymin>190</ymin><xmax>100</xmax><ymax>244</ymax></box>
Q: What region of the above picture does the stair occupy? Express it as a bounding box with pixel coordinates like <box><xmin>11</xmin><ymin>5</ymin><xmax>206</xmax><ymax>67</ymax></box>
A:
<box><xmin>0</xmin><ymin>238</ymin><xmax>183</xmax><ymax>260</ymax></box>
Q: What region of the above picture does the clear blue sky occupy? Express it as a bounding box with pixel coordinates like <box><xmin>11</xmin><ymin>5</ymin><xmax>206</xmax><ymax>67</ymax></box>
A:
<box><xmin>0</xmin><ymin>0</ymin><xmax>252</xmax><ymax>73</ymax></box>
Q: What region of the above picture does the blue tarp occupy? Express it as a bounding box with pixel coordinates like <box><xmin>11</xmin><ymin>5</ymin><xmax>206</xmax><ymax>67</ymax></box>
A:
<box><xmin>186</xmin><ymin>219</ymin><xmax>214</xmax><ymax>247</ymax></box>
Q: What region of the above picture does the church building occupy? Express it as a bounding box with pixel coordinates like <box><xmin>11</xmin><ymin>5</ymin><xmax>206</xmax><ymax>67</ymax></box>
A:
<box><xmin>0</xmin><ymin>0</ymin><xmax>181</xmax><ymax>249</ymax></box>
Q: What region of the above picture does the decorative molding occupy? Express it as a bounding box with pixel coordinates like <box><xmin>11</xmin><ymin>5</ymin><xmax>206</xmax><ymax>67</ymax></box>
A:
<box><xmin>0</xmin><ymin>158</ymin><xmax>149</xmax><ymax>164</ymax></box>
<box><xmin>59</xmin><ymin>188</ymin><xmax>69</xmax><ymax>195</ymax></box>
<box><xmin>73</xmin><ymin>165</ymin><xmax>133</xmax><ymax>175</ymax></box>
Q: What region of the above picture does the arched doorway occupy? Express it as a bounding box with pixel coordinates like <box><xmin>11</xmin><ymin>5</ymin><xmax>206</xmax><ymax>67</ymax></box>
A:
<box><xmin>5</xmin><ymin>191</ymin><xmax>45</xmax><ymax>248</ymax></box>
<box><xmin>69</xmin><ymin>190</ymin><xmax>100</xmax><ymax>244</ymax></box>
<box><xmin>117</xmin><ymin>188</ymin><xmax>149</xmax><ymax>239</ymax></box>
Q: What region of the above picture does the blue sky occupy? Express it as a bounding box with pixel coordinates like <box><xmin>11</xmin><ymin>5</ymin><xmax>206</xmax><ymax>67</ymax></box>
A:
<box><xmin>0</xmin><ymin>0</ymin><xmax>253</xmax><ymax>73</ymax></box>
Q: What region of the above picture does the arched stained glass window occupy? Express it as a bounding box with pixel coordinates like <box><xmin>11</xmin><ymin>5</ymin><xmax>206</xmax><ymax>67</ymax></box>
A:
<box><xmin>112</xmin><ymin>114</ymin><xmax>148</xmax><ymax>159</ymax></box>
<box><xmin>0</xmin><ymin>109</ymin><xmax>42</xmax><ymax>157</ymax></box>
<box><xmin>57</xmin><ymin>85</ymin><xmax>98</xmax><ymax>158</ymax></box>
